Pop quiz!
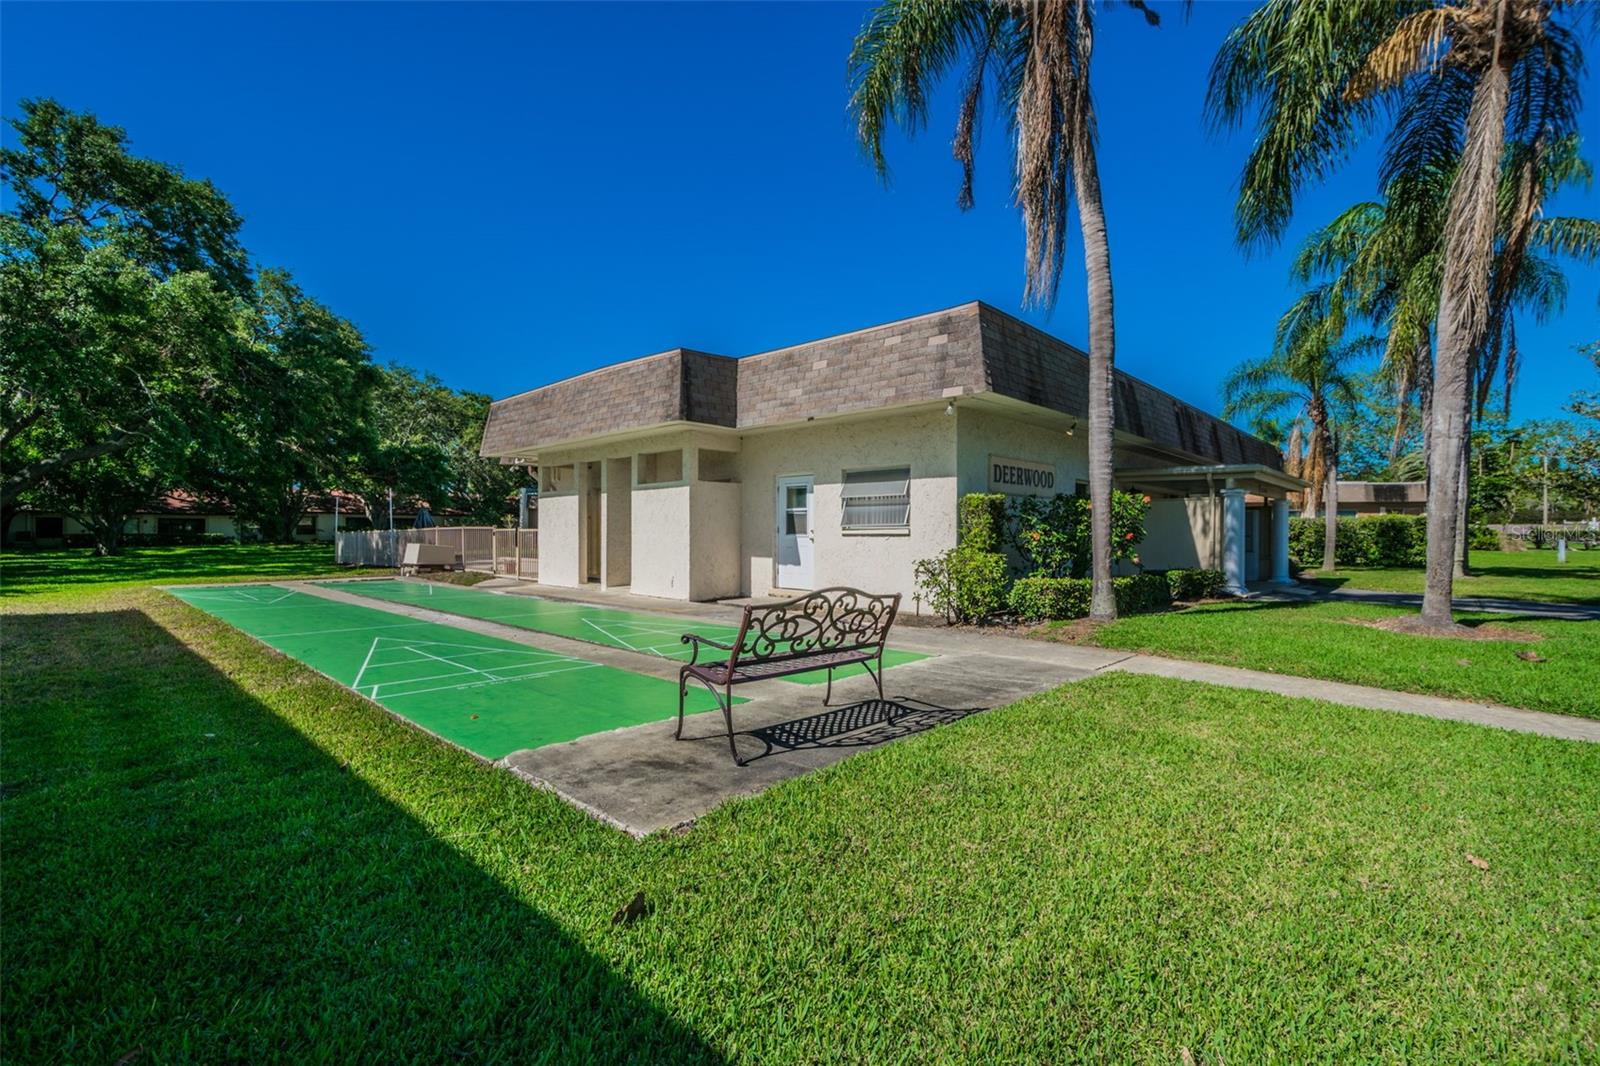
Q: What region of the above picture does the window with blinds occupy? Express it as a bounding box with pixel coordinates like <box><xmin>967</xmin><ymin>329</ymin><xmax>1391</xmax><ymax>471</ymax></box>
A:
<box><xmin>841</xmin><ymin>467</ymin><xmax>911</xmax><ymax>530</ymax></box>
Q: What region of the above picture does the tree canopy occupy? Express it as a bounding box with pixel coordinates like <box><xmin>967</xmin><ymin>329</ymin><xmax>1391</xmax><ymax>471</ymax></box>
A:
<box><xmin>1</xmin><ymin>99</ymin><xmax>522</xmax><ymax>551</ymax></box>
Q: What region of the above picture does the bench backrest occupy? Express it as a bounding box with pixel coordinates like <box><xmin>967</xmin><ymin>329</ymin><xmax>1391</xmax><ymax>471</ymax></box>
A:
<box><xmin>731</xmin><ymin>587</ymin><xmax>900</xmax><ymax>665</ymax></box>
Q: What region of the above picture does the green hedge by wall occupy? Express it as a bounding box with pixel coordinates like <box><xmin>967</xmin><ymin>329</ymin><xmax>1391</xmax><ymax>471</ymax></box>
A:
<box><xmin>1289</xmin><ymin>514</ymin><xmax>1427</xmax><ymax>568</ymax></box>
<box><xmin>1005</xmin><ymin>570</ymin><xmax>1218</xmax><ymax>622</ymax></box>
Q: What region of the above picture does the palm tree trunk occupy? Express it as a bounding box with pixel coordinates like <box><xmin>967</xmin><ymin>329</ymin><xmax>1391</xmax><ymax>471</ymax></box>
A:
<box><xmin>1387</xmin><ymin>362</ymin><xmax>1411</xmax><ymax>466</ymax></box>
<box><xmin>1455</xmin><ymin>400</ymin><xmax>1473</xmax><ymax>579</ymax></box>
<box><xmin>1415</xmin><ymin>336</ymin><xmax>1434</xmax><ymax>473</ymax></box>
<box><xmin>1322</xmin><ymin>450</ymin><xmax>1338</xmax><ymax>572</ymax></box>
<box><xmin>1421</xmin><ymin>33</ymin><xmax>1509</xmax><ymax>629</ymax></box>
<box><xmin>1301</xmin><ymin>425</ymin><xmax>1322</xmax><ymax>518</ymax></box>
<box><xmin>1075</xmin><ymin>124</ymin><xmax>1117</xmax><ymax>621</ymax></box>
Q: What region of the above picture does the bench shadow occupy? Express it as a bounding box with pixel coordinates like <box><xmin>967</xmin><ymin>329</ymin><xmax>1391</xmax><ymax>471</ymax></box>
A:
<box><xmin>1</xmin><ymin>608</ymin><xmax>720</xmax><ymax>1062</ymax></box>
<box><xmin>732</xmin><ymin>697</ymin><xmax>985</xmax><ymax>766</ymax></box>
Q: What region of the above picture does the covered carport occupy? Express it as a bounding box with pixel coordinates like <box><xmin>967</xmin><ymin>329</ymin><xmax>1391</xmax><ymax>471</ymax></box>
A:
<box><xmin>1115</xmin><ymin>463</ymin><xmax>1308</xmax><ymax>595</ymax></box>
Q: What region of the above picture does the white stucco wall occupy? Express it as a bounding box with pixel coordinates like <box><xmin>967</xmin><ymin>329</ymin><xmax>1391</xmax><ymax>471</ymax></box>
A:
<box><xmin>737</xmin><ymin>408</ymin><xmax>958</xmax><ymax>602</ymax></box>
<box><xmin>537</xmin><ymin>492</ymin><xmax>582</xmax><ymax>587</ymax></box>
<box><xmin>953</xmin><ymin>405</ymin><xmax>1089</xmax><ymax>500</ymax></box>
<box><xmin>689</xmin><ymin>481</ymin><xmax>742</xmax><ymax>600</ymax></box>
<box><xmin>1140</xmin><ymin>497</ymin><xmax>1223</xmax><ymax>571</ymax></box>
<box><xmin>630</xmin><ymin>483</ymin><xmax>693</xmax><ymax>598</ymax></box>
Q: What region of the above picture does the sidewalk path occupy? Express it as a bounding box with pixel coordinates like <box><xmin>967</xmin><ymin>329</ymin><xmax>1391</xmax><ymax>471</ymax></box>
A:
<box><xmin>302</xmin><ymin>578</ymin><xmax>1600</xmax><ymax>745</ymax></box>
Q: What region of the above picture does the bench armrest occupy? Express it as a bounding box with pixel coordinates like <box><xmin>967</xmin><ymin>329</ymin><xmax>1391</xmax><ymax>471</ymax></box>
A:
<box><xmin>681</xmin><ymin>632</ymin><xmax>736</xmax><ymax>667</ymax></box>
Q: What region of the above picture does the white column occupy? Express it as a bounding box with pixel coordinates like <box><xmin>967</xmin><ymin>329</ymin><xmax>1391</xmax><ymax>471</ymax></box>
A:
<box><xmin>1271</xmin><ymin>497</ymin><xmax>1292</xmax><ymax>584</ymax></box>
<box><xmin>1221</xmin><ymin>487</ymin><xmax>1248</xmax><ymax>595</ymax></box>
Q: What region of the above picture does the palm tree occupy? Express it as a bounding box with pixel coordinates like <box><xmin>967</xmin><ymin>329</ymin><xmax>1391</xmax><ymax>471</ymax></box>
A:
<box><xmin>1293</xmin><ymin>133</ymin><xmax>1596</xmax><ymax>576</ymax></box>
<box><xmin>1223</xmin><ymin>288</ymin><xmax>1376</xmax><ymax>571</ymax></box>
<box><xmin>848</xmin><ymin>0</ymin><xmax>1167</xmax><ymax>621</ymax></box>
<box><xmin>1207</xmin><ymin>0</ymin><xmax>1586</xmax><ymax>630</ymax></box>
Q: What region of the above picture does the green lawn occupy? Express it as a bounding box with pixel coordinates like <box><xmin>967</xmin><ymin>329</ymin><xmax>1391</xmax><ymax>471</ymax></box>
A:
<box><xmin>4</xmin><ymin>558</ymin><xmax>1599</xmax><ymax>1060</ymax></box>
<box><xmin>0</xmin><ymin>543</ymin><xmax>374</xmax><ymax>600</ymax></box>
<box><xmin>1063</xmin><ymin>598</ymin><xmax>1600</xmax><ymax>718</ymax></box>
<box><xmin>1304</xmin><ymin>548</ymin><xmax>1600</xmax><ymax>605</ymax></box>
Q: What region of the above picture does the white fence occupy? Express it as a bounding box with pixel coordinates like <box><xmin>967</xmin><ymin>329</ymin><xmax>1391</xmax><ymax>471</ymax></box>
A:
<box><xmin>335</xmin><ymin>527</ymin><xmax>538</xmax><ymax>577</ymax></box>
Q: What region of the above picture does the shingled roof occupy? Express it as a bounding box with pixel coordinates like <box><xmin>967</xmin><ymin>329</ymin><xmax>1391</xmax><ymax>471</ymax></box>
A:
<box><xmin>481</xmin><ymin>302</ymin><xmax>1281</xmax><ymax>469</ymax></box>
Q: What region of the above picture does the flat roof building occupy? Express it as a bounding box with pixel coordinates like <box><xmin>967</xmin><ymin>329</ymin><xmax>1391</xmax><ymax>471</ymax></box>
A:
<box><xmin>481</xmin><ymin>302</ymin><xmax>1305</xmax><ymax>603</ymax></box>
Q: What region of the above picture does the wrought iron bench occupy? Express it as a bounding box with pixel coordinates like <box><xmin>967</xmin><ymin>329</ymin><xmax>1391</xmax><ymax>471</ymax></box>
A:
<box><xmin>676</xmin><ymin>587</ymin><xmax>902</xmax><ymax>765</ymax></box>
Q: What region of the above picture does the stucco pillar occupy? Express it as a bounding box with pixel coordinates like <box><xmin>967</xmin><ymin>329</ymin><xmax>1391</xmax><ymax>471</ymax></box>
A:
<box><xmin>1221</xmin><ymin>487</ymin><xmax>1248</xmax><ymax>595</ymax></box>
<box><xmin>1271</xmin><ymin>497</ymin><xmax>1292</xmax><ymax>585</ymax></box>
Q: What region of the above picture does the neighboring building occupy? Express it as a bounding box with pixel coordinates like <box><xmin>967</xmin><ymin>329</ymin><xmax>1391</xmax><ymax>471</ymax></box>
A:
<box><xmin>480</xmin><ymin>302</ymin><xmax>1305</xmax><ymax>604</ymax></box>
<box><xmin>1325</xmin><ymin>481</ymin><xmax>1428</xmax><ymax>516</ymax></box>
<box><xmin>3</xmin><ymin>490</ymin><xmax>412</xmax><ymax>548</ymax></box>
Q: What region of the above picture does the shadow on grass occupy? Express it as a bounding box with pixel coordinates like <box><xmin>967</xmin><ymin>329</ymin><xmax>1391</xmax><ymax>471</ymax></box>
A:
<box><xmin>0</xmin><ymin>608</ymin><xmax>719</xmax><ymax>1061</ymax></box>
<box><xmin>0</xmin><ymin>545</ymin><xmax>375</xmax><ymax>597</ymax></box>
<box><xmin>1151</xmin><ymin>595</ymin><xmax>1567</xmax><ymax>631</ymax></box>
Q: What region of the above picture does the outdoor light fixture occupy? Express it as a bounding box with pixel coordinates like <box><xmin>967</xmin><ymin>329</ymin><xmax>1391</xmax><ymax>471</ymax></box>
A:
<box><xmin>945</xmin><ymin>399</ymin><xmax>956</xmax><ymax>415</ymax></box>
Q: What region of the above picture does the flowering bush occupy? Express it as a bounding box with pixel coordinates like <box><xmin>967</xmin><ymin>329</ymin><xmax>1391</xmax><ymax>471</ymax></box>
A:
<box><xmin>1008</xmin><ymin>490</ymin><xmax>1150</xmax><ymax>577</ymax></box>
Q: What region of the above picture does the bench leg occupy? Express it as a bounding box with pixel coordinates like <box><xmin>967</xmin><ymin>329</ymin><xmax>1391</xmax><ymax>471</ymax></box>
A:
<box><xmin>675</xmin><ymin>670</ymin><xmax>688</xmax><ymax>739</ymax></box>
<box><xmin>722</xmin><ymin>684</ymin><xmax>742</xmax><ymax>766</ymax></box>
<box><xmin>680</xmin><ymin>674</ymin><xmax>745</xmax><ymax>766</ymax></box>
<box><xmin>866</xmin><ymin>653</ymin><xmax>892</xmax><ymax>725</ymax></box>
<box><xmin>824</xmin><ymin>666</ymin><xmax>835</xmax><ymax>705</ymax></box>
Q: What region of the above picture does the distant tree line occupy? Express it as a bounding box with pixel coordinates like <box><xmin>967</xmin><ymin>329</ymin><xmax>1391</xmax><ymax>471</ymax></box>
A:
<box><xmin>1</xmin><ymin>99</ymin><xmax>527</xmax><ymax>553</ymax></box>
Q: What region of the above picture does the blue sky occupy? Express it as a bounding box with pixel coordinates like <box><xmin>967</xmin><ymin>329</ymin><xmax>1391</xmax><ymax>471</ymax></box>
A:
<box><xmin>3</xmin><ymin>1</ymin><xmax>1596</xmax><ymax>426</ymax></box>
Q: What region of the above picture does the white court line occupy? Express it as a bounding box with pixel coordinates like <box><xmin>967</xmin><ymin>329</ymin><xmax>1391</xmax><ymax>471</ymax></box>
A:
<box><xmin>352</xmin><ymin>636</ymin><xmax>384</xmax><ymax>693</ymax></box>
<box><xmin>259</xmin><ymin>621</ymin><xmax>436</xmax><ymax>640</ymax></box>
<box><xmin>405</xmin><ymin>643</ymin><xmax>515</xmax><ymax>685</ymax></box>
<box><xmin>373</xmin><ymin>662</ymin><xmax>602</xmax><ymax>701</ymax></box>
<box><xmin>363</xmin><ymin>647</ymin><xmax>580</xmax><ymax>675</ymax></box>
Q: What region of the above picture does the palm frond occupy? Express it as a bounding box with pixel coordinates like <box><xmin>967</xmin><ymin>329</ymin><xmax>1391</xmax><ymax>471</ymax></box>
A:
<box><xmin>847</xmin><ymin>0</ymin><xmax>990</xmax><ymax>179</ymax></box>
<box><xmin>1346</xmin><ymin>8</ymin><xmax>1457</xmax><ymax>102</ymax></box>
<box><xmin>1205</xmin><ymin>0</ymin><xmax>1401</xmax><ymax>249</ymax></box>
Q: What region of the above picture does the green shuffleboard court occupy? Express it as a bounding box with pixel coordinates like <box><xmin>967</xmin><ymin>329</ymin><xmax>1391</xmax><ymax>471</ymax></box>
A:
<box><xmin>318</xmin><ymin>579</ymin><xmax>929</xmax><ymax>683</ymax></box>
<box><xmin>168</xmin><ymin>585</ymin><xmax>735</xmax><ymax>760</ymax></box>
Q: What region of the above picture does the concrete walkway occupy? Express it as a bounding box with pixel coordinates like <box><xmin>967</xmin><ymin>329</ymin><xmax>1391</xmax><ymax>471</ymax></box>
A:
<box><xmin>290</xmin><ymin>578</ymin><xmax>1600</xmax><ymax>835</ymax></box>
<box><xmin>1256</xmin><ymin>581</ymin><xmax>1600</xmax><ymax>621</ymax></box>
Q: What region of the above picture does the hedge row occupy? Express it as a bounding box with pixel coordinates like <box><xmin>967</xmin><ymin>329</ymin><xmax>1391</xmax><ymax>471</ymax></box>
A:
<box><xmin>1006</xmin><ymin>568</ymin><xmax>1227</xmax><ymax>623</ymax></box>
<box><xmin>1288</xmin><ymin>513</ymin><xmax>1497</xmax><ymax>568</ymax></box>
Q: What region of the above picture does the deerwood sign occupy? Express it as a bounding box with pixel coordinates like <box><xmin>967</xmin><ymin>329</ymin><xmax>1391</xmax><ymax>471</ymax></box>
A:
<box><xmin>988</xmin><ymin>457</ymin><xmax>1056</xmax><ymax>496</ymax></box>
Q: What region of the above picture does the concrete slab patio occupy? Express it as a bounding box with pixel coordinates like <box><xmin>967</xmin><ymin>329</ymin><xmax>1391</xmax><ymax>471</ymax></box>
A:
<box><xmin>290</xmin><ymin>577</ymin><xmax>1599</xmax><ymax>836</ymax></box>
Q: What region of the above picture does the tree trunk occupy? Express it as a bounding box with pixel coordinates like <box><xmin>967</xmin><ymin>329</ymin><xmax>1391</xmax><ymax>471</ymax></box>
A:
<box><xmin>1455</xmin><ymin>405</ymin><xmax>1472</xmax><ymax>579</ymax></box>
<box><xmin>1422</xmin><ymin>46</ymin><xmax>1509</xmax><ymax>629</ymax></box>
<box><xmin>1075</xmin><ymin>126</ymin><xmax>1117</xmax><ymax>622</ymax></box>
<box><xmin>1387</xmin><ymin>362</ymin><xmax>1411</xmax><ymax>466</ymax></box>
<box><xmin>1301</xmin><ymin>431</ymin><xmax>1322</xmax><ymax>518</ymax></box>
<box><xmin>1416</xmin><ymin>336</ymin><xmax>1434</xmax><ymax>476</ymax></box>
<box><xmin>1320</xmin><ymin>420</ymin><xmax>1338</xmax><ymax>572</ymax></box>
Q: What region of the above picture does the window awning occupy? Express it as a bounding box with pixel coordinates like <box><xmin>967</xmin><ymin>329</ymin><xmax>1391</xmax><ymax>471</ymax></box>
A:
<box><xmin>1113</xmin><ymin>463</ymin><xmax>1306</xmax><ymax>499</ymax></box>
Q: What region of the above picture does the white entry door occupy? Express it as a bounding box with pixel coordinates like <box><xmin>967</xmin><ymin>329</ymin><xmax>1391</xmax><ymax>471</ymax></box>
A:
<box><xmin>775</xmin><ymin>475</ymin><xmax>814</xmax><ymax>589</ymax></box>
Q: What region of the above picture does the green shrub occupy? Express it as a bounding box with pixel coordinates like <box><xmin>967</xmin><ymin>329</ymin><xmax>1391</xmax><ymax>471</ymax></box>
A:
<box><xmin>1007</xmin><ymin>575</ymin><xmax>1091</xmax><ymax>622</ymax></box>
<box><xmin>1115</xmin><ymin>572</ymin><xmax>1172</xmax><ymax>615</ymax></box>
<box><xmin>1289</xmin><ymin>514</ymin><xmax>1428</xmax><ymax>567</ymax></box>
<box><xmin>958</xmin><ymin>493</ymin><xmax>1008</xmax><ymax>552</ymax></box>
<box><xmin>1468</xmin><ymin>523</ymin><xmax>1499</xmax><ymax>551</ymax></box>
<box><xmin>914</xmin><ymin>546</ymin><xmax>1009</xmax><ymax>624</ymax></box>
<box><xmin>1007</xmin><ymin>571</ymin><xmax>1174</xmax><ymax>622</ymax></box>
<box><xmin>1166</xmin><ymin>568</ymin><xmax>1226</xmax><ymax>600</ymax></box>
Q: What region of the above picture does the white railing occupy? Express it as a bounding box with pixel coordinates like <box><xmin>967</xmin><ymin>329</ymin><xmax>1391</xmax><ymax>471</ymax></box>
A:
<box><xmin>334</xmin><ymin>527</ymin><xmax>538</xmax><ymax>575</ymax></box>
